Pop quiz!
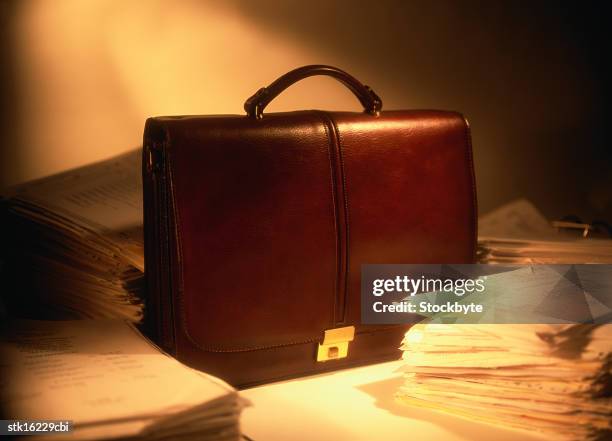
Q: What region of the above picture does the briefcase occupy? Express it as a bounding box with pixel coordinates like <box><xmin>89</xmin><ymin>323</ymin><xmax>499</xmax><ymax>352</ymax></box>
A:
<box><xmin>142</xmin><ymin>65</ymin><xmax>477</xmax><ymax>388</ymax></box>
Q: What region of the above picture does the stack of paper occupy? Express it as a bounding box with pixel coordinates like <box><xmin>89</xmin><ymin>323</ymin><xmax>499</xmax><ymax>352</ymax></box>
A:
<box><xmin>0</xmin><ymin>319</ymin><xmax>247</xmax><ymax>441</ymax></box>
<box><xmin>479</xmin><ymin>237</ymin><xmax>612</xmax><ymax>264</ymax></box>
<box><xmin>397</xmin><ymin>324</ymin><xmax>612</xmax><ymax>441</ymax></box>
<box><xmin>478</xmin><ymin>199</ymin><xmax>612</xmax><ymax>264</ymax></box>
<box><xmin>1</xmin><ymin>150</ymin><xmax>144</xmax><ymax>322</ymax></box>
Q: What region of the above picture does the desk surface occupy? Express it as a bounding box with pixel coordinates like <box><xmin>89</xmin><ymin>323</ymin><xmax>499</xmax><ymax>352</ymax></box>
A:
<box><xmin>241</xmin><ymin>361</ymin><xmax>549</xmax><ymax>441</ymax></box>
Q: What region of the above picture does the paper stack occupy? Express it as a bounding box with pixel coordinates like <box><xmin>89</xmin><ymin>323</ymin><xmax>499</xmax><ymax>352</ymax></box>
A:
<box><xmin>0</xmin><ymin>319</ymin><xmax>247</xmax><ymax>441</ymax></box>
<box><xmin>479</xmin><ymin>237</ymin><xmax>612</xmax><ymax>264</ymax></box>
<box><xmin>1</xmin><ymin>150</ymin><xmax>144</xmax><ymax>322</ymax></box>
<box><xmin>478</xmin><ymin>199</ymin><xmax>612</xmax><ymax>264</ymax></box>
<box><xmin>397</xmin><ymin>324</ymin><xmax>612</xmax><ymax>441</ymax></box>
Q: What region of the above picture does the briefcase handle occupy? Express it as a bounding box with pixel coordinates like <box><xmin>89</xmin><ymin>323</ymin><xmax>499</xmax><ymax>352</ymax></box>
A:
<box><xmin>244</xmin><ymin>65</ymin><xmax>383</xmax><ymax>119</ymax></box>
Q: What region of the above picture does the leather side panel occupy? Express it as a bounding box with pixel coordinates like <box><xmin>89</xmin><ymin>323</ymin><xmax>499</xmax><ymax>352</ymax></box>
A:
<box><xmin>143</xmin><ymin>119</ymin><xmax>175</xmax><ymax>351</ymax></box>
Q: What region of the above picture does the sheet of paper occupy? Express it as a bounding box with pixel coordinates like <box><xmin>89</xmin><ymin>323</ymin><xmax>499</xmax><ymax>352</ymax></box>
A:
<box><xmin>397</xmin><ymin>324</ymin><xmax>612</xmax><ymax>440</ymax></box>
<box><xmin>477</xmin><ymin>199</ymin><xmax>612</xmax><ymax>264</ymax></box>
<box><xmin>7</xmin><ymin>150</ymin><xmax>142</xmax><ymax>234</ymax></box>
<box><xmin>6</xmin><ymin>149</ymin><xmax>144</xmax><ymax>269</ymax></box>
<box><xmin>478</xmin><ymin>198</ymin><xmax>554</xmax><ymax>239</ymax></box>
<box><xmin>2</xmin><ymin>150</ymin><xmax>146</xmax><ymax>322</ymax></box>
<box><xmin>0</xmin><ymin>320</ymin><xmax>236</xmax><ymax>440</ymax></box>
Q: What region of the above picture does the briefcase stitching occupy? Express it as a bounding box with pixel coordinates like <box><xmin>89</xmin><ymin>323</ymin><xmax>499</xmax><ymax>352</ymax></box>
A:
<box><xmin>317</xmin><ymin>112</ymin><xmax>348</xmax><ymax>328</ymax></box>
<box><xmin>462</xmin><ymin>116</ymin><xmax>478</xmax><ymax>262</ymax></box>
<box><xmin>331</xmin><ymin>113</ymin><xmax>351</xmax><ymax>325</ymax></box>
<box><xmin>319</xmin><ymin>116</ymin><xmax>341</xmax><ymax>331</ymax></box>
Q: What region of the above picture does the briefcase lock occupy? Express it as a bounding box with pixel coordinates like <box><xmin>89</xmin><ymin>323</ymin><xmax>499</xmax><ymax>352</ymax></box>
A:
<box><xmin>316</xmin><ymin>326</ymin><xmax>355</xmax><ymax>362</ymax></box>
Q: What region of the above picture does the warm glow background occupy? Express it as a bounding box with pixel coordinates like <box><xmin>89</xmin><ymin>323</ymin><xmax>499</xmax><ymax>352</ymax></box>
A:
<box><xmin>1</xmin><ymin>0</ymin><xmax>610</xmax><ymax>219</ymax></box>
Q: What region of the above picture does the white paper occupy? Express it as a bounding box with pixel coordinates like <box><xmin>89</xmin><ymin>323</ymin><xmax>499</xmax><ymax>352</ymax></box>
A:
<box><xmin>0</xmin><ymin>320</ymin><xmax>239</xmax><ymax>440</ymax></box>
<box><xmin>6</xmin><ymin>149</ymin><xmax>144</xmax><ymax>270</ymax></box>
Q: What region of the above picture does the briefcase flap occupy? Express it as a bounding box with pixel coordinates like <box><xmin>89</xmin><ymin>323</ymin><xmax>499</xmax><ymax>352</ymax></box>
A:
<box><xmin>144</xmin><ymin>108</ymin><xmax>476</xmax><ymax>354</ymax></box>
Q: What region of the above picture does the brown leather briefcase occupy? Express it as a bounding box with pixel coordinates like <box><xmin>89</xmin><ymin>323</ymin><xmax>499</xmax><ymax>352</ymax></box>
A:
<box><xmin>142</xmin><ymin>65</ymin><xmax>477</xmax><ymax>388</ymax></box>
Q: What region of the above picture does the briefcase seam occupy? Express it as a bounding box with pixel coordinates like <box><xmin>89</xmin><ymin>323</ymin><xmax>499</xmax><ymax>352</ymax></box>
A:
<box><xmin>461</xmin><ymin>116</ymin><xmax>478</xmax><ymax>262</ymax></box>
<box><xmin>316</xmin><ymin>111</ymin><xmax>350</xmax><ymax>327</ymax></box>
<box><xmin>319</xmin><ymin>116</ymin><xmax>341</xmax><ymax>330</ymax></box>
<box><xmin>331</xmin><ymin>114</ymin><xmax>351</xmax><ymax>325</ymax></box>
<box><xmin>170</xmin><ymin>327</ymin><xmax>404</xmax><ymax>353</ymax></box>
<box><xmin>144</xmin><ymin>122</ymin><xmax>177</xmax><ymax>352</ymax></box>
<box><xmin>166</xmin><ymin>136</ymin><xmax>182</xmax><ymax>351</ymax></box>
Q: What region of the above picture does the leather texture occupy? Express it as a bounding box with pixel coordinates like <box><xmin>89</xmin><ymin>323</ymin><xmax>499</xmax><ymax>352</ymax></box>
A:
<box><xmin>142</xmin><ymin>68</ymin><xmax>477</xmax><ymax>388</ymax></box>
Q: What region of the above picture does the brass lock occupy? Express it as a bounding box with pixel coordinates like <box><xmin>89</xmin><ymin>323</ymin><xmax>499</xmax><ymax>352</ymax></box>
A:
<box><xmin>316</xmin><ymin>326</ymin><xmax>355</xmax><ymax>362</ymax></box>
